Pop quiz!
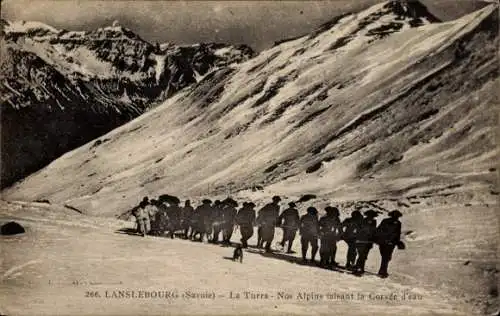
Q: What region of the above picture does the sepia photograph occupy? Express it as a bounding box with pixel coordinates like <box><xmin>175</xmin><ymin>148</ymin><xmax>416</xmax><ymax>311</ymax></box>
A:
<box><xmin>0</xmin><ymin>0</ymin><xmax>499</xmax><ymax>315</ymax></box>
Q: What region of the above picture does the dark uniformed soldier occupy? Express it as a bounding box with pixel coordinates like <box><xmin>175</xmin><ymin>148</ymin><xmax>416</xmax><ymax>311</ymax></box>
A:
<box><xmin>203</xmin><ymin>199</ymin><xmax>215</xmax><ymax>241</ymax></box>
<box><xmin>155</xmin><ymin>199</ymin><xmax>169</xmax><ymax>236</ymax></box>
<box><xmin>299</xmin><ymin>207</ymin><xmax>320</xmax><ymax>262</ymax></box>
<box><xmin>256</xmin><ymin>196</ymin><xmax>281</xmax><ymax>252</ymax></box>
<box><xmin>148</xmin><ymin>199</ymin><xmax>162</xmax><ymax>236</ymax></box>
<box><xmin>236</xmin><ymin>202</ymin><xmax>256</xmax><ymax>248</ymax></box>
<box><xmin>192</xmin><ymin>199</ymin><xmax>212</xmax><ymax>242</ymax></box>
<box><xmin>341</xmin><ymin>210</ymin><xmax>363</xmax><ymax>269</ymax></box>
<box><xmin>190</xmin><ymin>202</ymin><xmax>201</xmax><ymax>240</ymax></box>
<box><xmin>319</xmin><ymin>206</ymin><xmax>342</xmax><ymax>267</ymax></box>
<box><xmin>221</xmin><ymin>199</ymin><xmax>238</xmax><ymax>245</ymax></box>
<box><xmin>375</xmin><ymin>210</ymin><xmax>403</xmax><ymax>278</ymax></box>
<box><xmin>166</xmin><ymin>200</ymin><xmax>182</xmax><ymax>239</ymax></box>
<box><xmin>354</xmin><ymin>209</ymin><xmax>379</xmax><ymax>275</ymax></box>
<box><xmin>211</xmin><ymin>200</ymin><xmax>223</xmax><ymax>243</ymax></box>
<box><xmin>277</xmin><ymin>202</ymin><xmax>300</xmax><ymax>253</ymax></box>
<box><xmin>181</xmin><ymin>200</ymin><xmax>194</xmax><ymax>239</ymax></box>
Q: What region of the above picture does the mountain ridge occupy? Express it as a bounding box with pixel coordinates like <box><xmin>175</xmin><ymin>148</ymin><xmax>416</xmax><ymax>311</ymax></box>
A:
<box><xmin>0</xmin><ymin>18</ymin><xmax>254</xmax><ymax>187</ymax></box>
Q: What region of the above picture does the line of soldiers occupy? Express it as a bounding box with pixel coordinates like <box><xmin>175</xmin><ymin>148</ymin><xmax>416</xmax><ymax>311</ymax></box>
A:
<box><xmin>131</xmin><ymin>195</ymin><xmax>404</xmax><ymax>278</ymax></box>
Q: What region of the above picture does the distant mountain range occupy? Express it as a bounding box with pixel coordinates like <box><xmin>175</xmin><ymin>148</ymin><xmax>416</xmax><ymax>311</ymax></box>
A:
<box><xmin>0</xmin><ymin>19</ymin><xmax>254</xmax><ymax>187</ymax></box>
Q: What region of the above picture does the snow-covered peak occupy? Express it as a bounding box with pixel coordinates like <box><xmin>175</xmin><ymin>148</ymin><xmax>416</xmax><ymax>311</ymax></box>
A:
<box><xmin>159</xmin><ymin>42</ymin><xmax>175</xmax><ymax>51</ymax></box>
<box><xmin>310</xmin><ymin>0</ymin><xmax>440</xmax><ymax>43</ymax></box>
<box><xmin>383</xmin><ymin>0</ymin><xmax>441</xmax><ymax>23</ymax></box>
<box><xmin>288</xmin><ymin>0</ymin><xmax>443</xmax><ymax>56</ymax></box>
<box><xmin>98</xmin><ymin>20</ymin><xmax>128</xmax><ymax>34</ymax></box>
<box><xmin>2</xmin><ymin>18</ymin><xmax>143</xmax><ymax>43</ymax></box>
<box><xmin>2</xmin><ymin>20</ymin><xmax>59</xmax><ymax>35</ymax></box>
<box><xmin>213</xmin><ymin>44</ymin><xmax>254</xmax><ymax>59</ymax></box>
<box><xmin>91</xmin><ymin>22</ymin><xmax>142</xmax><ymax>41</ymax></box>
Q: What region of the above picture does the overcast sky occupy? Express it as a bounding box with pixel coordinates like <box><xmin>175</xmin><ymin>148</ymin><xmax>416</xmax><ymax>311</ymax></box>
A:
<box><xmin>1</xmin><ymin>0</ymin><xmax>488</xmax><ymax>51</ymax></box>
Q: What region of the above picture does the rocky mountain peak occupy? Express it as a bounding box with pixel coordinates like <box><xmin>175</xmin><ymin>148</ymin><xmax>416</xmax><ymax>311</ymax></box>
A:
<box><xmin>384</xmin><ymin>0</ymin><xmax>441</xmax><ymax>24</ymax></box>
<box><xmin>309</xmin><ymin>0</ymin><xmax>442</xmax><ymax>46</ymax></box>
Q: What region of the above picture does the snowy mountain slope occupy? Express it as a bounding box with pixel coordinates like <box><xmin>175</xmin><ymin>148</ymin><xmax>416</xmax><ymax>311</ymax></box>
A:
<box><xmin>0</xmin><ymin>20</ymin><xmax>254</xmax><ymax>188</ymax></box>
<box><xmin>5</xmin><ymin>1</ymin><xmax>496</xmax><ymax>215</ymax></box>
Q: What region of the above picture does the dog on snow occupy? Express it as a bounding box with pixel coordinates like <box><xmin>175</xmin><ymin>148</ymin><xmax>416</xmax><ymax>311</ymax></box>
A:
<box><xmin>232</xmin><ymin>245</ymin><xmax>243</xmax><ymax>263</ymax></box>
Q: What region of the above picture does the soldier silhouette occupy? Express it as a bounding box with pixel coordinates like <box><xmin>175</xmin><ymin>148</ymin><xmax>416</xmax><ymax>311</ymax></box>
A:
<box><xmin>319</xmin><ymin>206</ymin><xmax>342</xmax><ymax>268</ymax></box>
<box><xmin>277</xmin><ymin>202</ymin><xmax>300</xmax><ymax>253</ymax></box>
<box><xmin>375</xmin><ymin>210</ymin><xmax>404</xmax><ymax>278</ymax></box>
<box><xmin>236</xmin><ymin>202</ymin><xmax>256</xmax><ymax>248</ymax></box>
<box><xmin>354</xmin><ymin>210</ymin><xmax>379</xmax><ymax>275</ymax></box>
<box><xmin>299</xmin><ymin>207</ymin><xmax>320</xmax><ymax>263</ymax></box>
<box><xmin>256</xmin><ymin>196</ymin><xmax>281</xmax><ymax>252</ymax></box>
<box><xmin>341</xmin><ymin>210</ymin><xmax>363</xmax><ymax>270</ymax></box>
